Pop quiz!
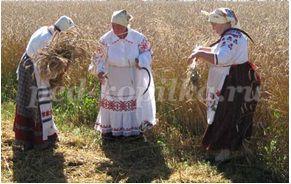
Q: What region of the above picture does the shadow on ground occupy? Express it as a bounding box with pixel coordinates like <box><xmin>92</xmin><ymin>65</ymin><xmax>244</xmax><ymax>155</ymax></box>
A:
<box><xmin>97</xmin><ymin>135</ymin><xmax>172</xmax><ymax>182</ymax></box>
<box><xmin>202</xmin><ymin>153</ymin><xmax>287</xmax><ymax>183</ymax></box>
<box><xmin>12</xmin><ymin>145</ymin><xmax>67</xmax><ymax>182</ymax></box>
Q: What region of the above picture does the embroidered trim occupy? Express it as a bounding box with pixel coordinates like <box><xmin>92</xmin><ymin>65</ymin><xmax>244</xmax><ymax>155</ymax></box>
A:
<box><xmin>112</xmin><ymin>127</ymin><xmax>139</xmax><ymax>132</ymax></box>
<box><xmin>41</xmin><ymin>110</ymin><xmax>52</xmax><ymax>118</ymax></box>
<box><xmin>95</xmin><ymin>123</ymin><xmax>139</xmax><ymax>132</ymax></box>
<box><xmin>100</xmin><ymin>98</ymin><xmax>136</xmax><ymax>111</ymax></box>
<box><xmin>96</xmin><ymin>123</ymin><xmax>111</xmax><ymax>129</ymax></box>
<box><xmin>125</xmin><ymin>39</ymin><xmax>134</xmax><ymax>44</ymax></box>
<box><xmin>138</xmin><ymin>39</ymin><xmax>151</xmax><ymax>53</ymax></box>
<box><xmin>101</xmin><ymin>92</ymin><xmax>136</xmax><ymax>98</ymax></box>
<box><xmin>220</xmin><ymin>34</ymin><xmax>240</xmax><ymax>51</ymax></box>
<box><xmin>111</xmin><ymin>39</ymin><xmax>120</xmax><ymax>45</ymax></box>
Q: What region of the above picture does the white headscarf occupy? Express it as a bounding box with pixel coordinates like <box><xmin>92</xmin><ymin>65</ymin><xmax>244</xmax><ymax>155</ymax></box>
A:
<box><xmin>201</xmin><ymin>8</ymin><xmax>240</xmax><ymax>29</ymax></box>
<box><xmin>54</xmin><ymin>15</ymin><xmax>75</xmax><ymax>31</ymax></box>
<box><xmin>111</xmin><ymin>9</ymin><xmax>133</xmax><ymax>27</ymax></box>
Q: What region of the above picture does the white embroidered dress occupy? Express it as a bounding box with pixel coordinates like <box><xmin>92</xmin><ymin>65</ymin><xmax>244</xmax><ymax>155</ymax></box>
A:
<box><xmin>206</xmin><ymin>29</ymin><xmax>249</xmax><ymax>124</ymax></box>
<box><xmin>89</xmin><ymin>28</ymin><xmax>156</xmax><ymax>136</ymax></box>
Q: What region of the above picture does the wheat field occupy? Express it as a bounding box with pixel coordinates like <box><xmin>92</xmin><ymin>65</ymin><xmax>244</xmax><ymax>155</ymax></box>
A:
<box><xmin>1</xmin><ymin>1</ymin><xmax>288</xmax><ymax>182</ymax></box>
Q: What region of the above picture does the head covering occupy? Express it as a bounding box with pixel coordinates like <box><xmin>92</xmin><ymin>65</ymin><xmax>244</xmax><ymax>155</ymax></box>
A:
<box><xmin>111</xmin><ymin>9</ymin><xmax>133</xmax><ymax>27</ymax></box>
<box><xmin>54</xmin><ymin>16</ymin><xmax>75</xmax><ymax>32</ymax></box>
<box><xmin>201</xmin><ymin>8</ymin><xmax>240</xmax><ymax>28</ymax></box>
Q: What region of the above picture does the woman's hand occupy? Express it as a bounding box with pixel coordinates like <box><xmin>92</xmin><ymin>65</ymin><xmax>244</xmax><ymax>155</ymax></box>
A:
<box><xmin>135</xmin><ymin>58</ymin><xmax>141</xmax><ymax>70</ymax></box>
<box><xmin>187</xmin><ymin>52</ymin><xmax>200</xmax><ymax>65</ymax></box>
<box><xmin>188</xmin><ymin>51</ymin><xmax>215</xmax><ymax>65</ymax></box>
<box><xmin>188</xmin><ymin>45</ymin><xmax>207</xmax><ymax>64</ymax></box>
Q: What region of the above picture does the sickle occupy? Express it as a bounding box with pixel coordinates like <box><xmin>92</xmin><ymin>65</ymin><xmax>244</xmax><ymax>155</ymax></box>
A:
<box><xmin>140</xmin><ymin>67</ymin><xmax>151</xmax><ymax>95</ymax></box>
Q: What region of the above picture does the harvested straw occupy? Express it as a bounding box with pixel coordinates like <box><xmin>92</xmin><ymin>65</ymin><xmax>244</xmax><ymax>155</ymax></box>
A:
<box><xmin>35</xmin><ymin>28</ymin><xmax>100</xmax><ymax>88</ymax></box>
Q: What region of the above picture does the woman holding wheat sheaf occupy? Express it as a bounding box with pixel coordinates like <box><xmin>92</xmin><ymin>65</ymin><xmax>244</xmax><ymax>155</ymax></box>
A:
<box><xmin>89</xmin><ymin>10</ymin><xmax>156</xmax><ymax>139</ymax></box>
<box><xmin>14</xmin><ymin>16</ymin><xmax>75</xmax><ymax>150</ymax></box>
<box><xmin>187</xmin><ymin>8</ymin><xmax>261</xmax><ymax>162</ymax></box>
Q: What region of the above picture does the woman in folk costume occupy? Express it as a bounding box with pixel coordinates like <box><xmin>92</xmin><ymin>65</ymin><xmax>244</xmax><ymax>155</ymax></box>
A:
<box><xmin>188</xmin><ymin>8</ymin><xmax>260</xmax><ymax>162</ymax></box>
<box><xmin>89</xmin><ymin>10</ymin><xmax>156</xmax><ymax>138</ymax></box>
<box><xmin>14</xmin><ymin>16</ymin><xmax>75</xmax><ymax>150</ymax></box>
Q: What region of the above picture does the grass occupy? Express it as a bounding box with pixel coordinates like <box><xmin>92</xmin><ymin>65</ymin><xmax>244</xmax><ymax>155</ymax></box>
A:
<box><xmin>1</xmin><ymin>101</ymin><xmax>285</xmax><ymax>183</ymax></box>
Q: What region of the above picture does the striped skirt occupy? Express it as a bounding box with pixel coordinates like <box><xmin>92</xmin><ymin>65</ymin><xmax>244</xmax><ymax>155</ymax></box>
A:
<box><xmin>14</xmin><ymin>53</ymin><xmax>58</xmax><ymax>147</ymax></box>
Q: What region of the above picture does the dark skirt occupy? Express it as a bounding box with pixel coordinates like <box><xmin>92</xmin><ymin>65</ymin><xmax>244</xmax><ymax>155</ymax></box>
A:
<box><xmin>202</xmin><ymin>62</ymin><xmax>260</xmax><ymax>151</ymax></box>
<box><xmin>13</xmin><ymin>54</ymin><xmax>57</xmax><ymax>146</ymax></box>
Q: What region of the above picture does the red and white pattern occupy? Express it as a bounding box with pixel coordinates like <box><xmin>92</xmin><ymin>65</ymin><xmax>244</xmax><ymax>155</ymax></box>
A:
<box><xmin>41</xmin><ymin>110</ymin><xmax>52</xmax><ymax>118</ymax></box>
<box><xmin>221</xmin><ymin>36</ymin><xmax>237</xmax><ymax>50</ymax></box>
<box><xmin>92</xmin><ymin>28</ymin><xmax>156</xmax><ymax>137</ymax></box>
<box><xmin>95</xmin><ymin>123</ymin><xmax>140</xmax><ymax>136</ymax></box>
<box><xmin>138</xmin><ymin>38</ymin><xmax>151</xmax><ymax>53</ymax></box>
<box><xmin>100</xmin><ymin>98</ymin><xmax>136</xmax><ymax>111</ymax></box>
<box><xmin>112</xmin><ymin>127</ymin><xmax>139</xmax><ymax>131</ymax></box>
<box><xmin>96</xmin><ymin>123</ymin><xmax>139</xmax><ymax>131</ymax></box>
<box><xmin>220</xmin><ymin>30</ymin><xmax>241</xmax><ymax>51</ymax></box>
<box><xmin>207</xmin><ymin>29</ymin><xmax>249</xmax><ymax>124</ymax></box>
<box><xmin>125</xmin><ymin>39</ymin><xmax>134</xmax><ymax>44</ymax></box>
<box><xmin>95</xmin><ymin>123</ymin><xmax>111</xmax><ymax>129</ymax></box>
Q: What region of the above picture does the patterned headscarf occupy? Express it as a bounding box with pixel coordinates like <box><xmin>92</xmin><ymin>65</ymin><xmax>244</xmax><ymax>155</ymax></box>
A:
<box><xmin>201</xmin><ymin>8</ymin><xmax>240</xmax><ymax>28</ymax></box>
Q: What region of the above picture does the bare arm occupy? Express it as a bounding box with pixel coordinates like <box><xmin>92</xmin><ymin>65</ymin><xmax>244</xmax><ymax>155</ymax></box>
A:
<box><xmin>187</xmin><ymin>51</ymin><xmax>215</xmax><ymax>64</ymax></box>
<box><xmin>198</xmin><ymin>47</ymin><xmax>212</xmax><ymax>52</ymax></box>
<box><xmin>196</xmin><ymin>51</ymin><xmax>215</xmax><ymax>64</ymax></box>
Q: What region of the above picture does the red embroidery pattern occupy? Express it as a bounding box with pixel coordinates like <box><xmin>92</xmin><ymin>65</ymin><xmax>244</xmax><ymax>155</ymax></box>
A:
<box><xmin>100</xmin><ymin>98</ymin><xmax>136</xmax><ymax>111</ymax></box>
<box><xmin>228</xmin><ymin>43</ymin><xmax>234</xmax><ymax>50</ymax></box>
<box><xmin>125</xmin><ymin>39</ymin><xmax>134</xmax><ymax>44</ymax></box>
<box><xmin>216</xmin><ymin>90</ymin><xmax>221</xmax><ymax>96</ymax></box>
<box><xmin>138</xmin><ymin>39</ymin><xmax>150</xmax><ymax>53</ymax></box>
<box><xmin>110</xmin><ymin>39</ymin><xmax>133</xmax><ymax>45</ymax></box>
<box><xmin>96</xmin><ymin>123</ymin><xmax>111</xmax><ymax>129</ymax></box>
<box><xmin>221</xmin><ymin>30</ymin><xmax>242</xmax><ymax>50</ymax></box>
<box><xmin>111</xmin><ymin>39</ymin><xmax>120</xmax><ymax>45</ymax></box>
<box><xmin>221</xmin><ymin>41</ymin><xmax>226</xmax><ymax>47</ymax></box>
<box><xmin>95</xmin><ymin>123</ymin><xmax>139</xmax><ymax>131</ymax></box>
<box><xmin>41</xmin><ymin>110</ymin><xmax>52</xmax><ymax>118</ymax></box>
<box><xmin>227</xmin><ymin>36</ymin><xmax>232</xmax><ymax>41</ymax></box>
<box><xmin>221</xmin><ymin>36</ymin><xmax>237</xmax><ymax>50</ymax></box>
<box><xmin>112</xmin><ymin>127</ymin><xmax>139</xmax><ymax>131</ymax></box>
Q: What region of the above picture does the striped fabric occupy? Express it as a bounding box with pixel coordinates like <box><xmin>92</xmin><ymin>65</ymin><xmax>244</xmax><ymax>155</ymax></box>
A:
<box><xmin>37</xmin><ymin>87</ymin><xmax>56</xmax><ymax>140</ymax></box>
<box><xmin>14</xmin><ymin>53</ymin><xmax>58</xmax><ymax>146</ymax></box>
